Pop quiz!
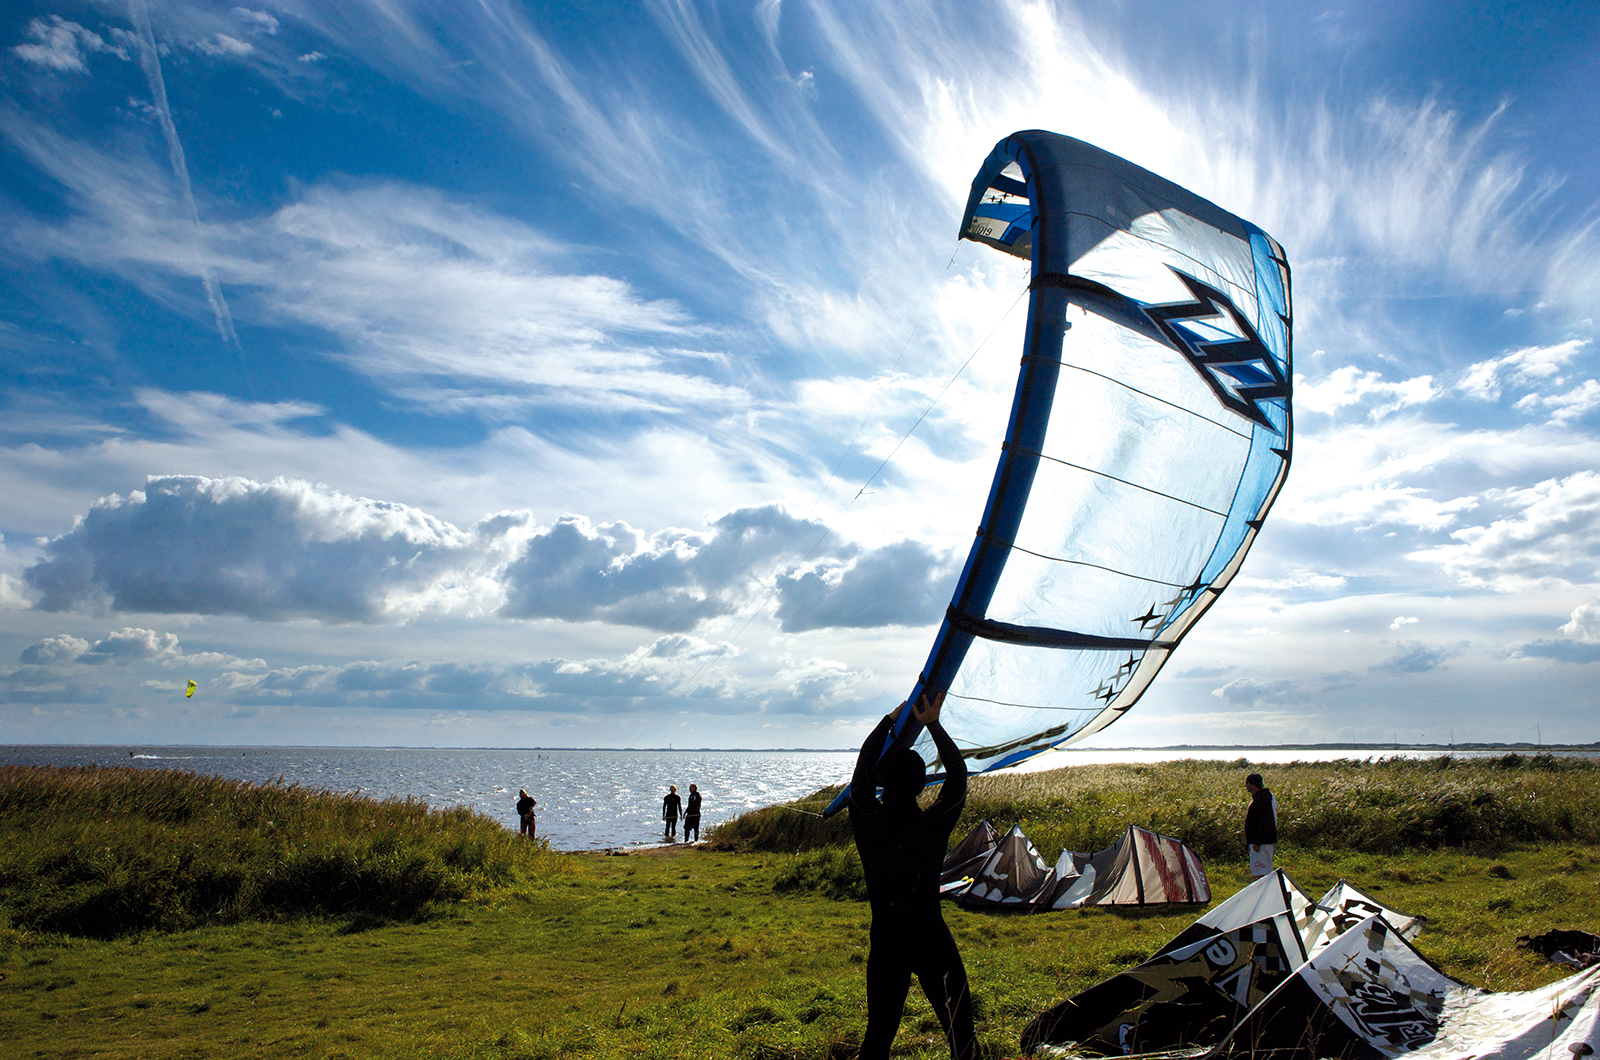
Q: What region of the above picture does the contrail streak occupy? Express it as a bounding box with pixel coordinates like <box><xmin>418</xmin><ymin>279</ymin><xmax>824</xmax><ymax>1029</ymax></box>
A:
<box><xmin>129</xmin><ymin>0</ymin><xmax>239</xmax><ymax>346</ymax></box>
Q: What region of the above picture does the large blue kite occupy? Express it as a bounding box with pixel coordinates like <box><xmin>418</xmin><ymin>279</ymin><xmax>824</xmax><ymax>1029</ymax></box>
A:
<box><xmin>828</xmin><ymin>130</ymin><xmax>1293</xmax><ymax>812</ymax></box>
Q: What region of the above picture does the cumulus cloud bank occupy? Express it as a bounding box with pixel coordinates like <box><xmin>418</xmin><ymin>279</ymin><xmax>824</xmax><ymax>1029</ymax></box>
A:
<box><xmin>24</xmin><ymin>476</ymin><xmax>955</xmax><ymax>632</ymax></box>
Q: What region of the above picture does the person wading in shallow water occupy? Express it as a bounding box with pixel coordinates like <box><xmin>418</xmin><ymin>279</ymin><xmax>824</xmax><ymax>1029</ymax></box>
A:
<box><xmin>682</xmin><ymin>783</ymin><xmax>702</xmax><ymax>842</ymax></box>
<box><xmin>516</xmin><ymin>789</ymin><xmax>536</xmax><ymax>839</ymax></box>
<box><xmin>848</xmin><ymin>690</ymin><xmax>977</xmax><ymax>1060</ymax></box>
<box><xmin>662</xmin><ymin>784</ymin><xmax>682</xmax><ymax>841</ymax></box>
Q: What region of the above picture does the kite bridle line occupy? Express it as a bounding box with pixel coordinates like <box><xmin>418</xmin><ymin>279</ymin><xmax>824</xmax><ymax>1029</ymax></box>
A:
<box><xmin>615</xmin><ymin>248</ymin><xmax>1032</xmax><ymax>752</ymax></box>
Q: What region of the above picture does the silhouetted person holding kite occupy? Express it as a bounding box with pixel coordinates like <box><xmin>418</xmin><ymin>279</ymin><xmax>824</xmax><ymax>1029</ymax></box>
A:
<box><xmin>848</xmin><ymin>690</ymin><xmax>976</xmax><ymax>1060</ymax></box>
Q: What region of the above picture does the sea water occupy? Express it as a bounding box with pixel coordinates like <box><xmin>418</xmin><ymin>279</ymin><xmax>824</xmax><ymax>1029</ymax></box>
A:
<box><xmin>0</xmin><ymin>745</ymin><xmax>856</xmax><ymax>852</ymax></box>
<box><xmin>3</xmin><ymin>743</ymin><xmax>1590</xmax><ymax>851</ymax></box>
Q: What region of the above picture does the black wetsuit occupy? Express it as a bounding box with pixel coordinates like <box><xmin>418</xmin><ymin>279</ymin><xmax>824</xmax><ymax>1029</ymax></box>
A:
<box><xmin>662</xmin><ymin>791</ymin><xmax>682</xmax><ymax>839</ymax></box>
<box><xmin>516</xmin><ymin>794</ymin><xmax>535</xmax><ymax>837</ymax></box>
<box><xmin>848</xmin><ymin>714</ymin><xmax>975</xmax><ymax>1060</ymax></box>
<box><xmin>683</xmin><ymin>790</ymin><xmax>702</xmax><ymax>841</ymax></box>
<box><xmin>1246</xmin><ymin>787</ymin><xmax>1278</xmax><ymax>846</ymax></box>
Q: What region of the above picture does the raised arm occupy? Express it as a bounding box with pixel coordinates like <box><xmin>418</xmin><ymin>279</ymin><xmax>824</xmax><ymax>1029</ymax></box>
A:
<box><xmin>848</xmin><ymin>712</ymin><xmax>896</xmax><ymax>814</ymax></box>
<box><xmin>916</xmin><ymin>691</ymin><xmax>967</xmax><ymax>809</ymax></box>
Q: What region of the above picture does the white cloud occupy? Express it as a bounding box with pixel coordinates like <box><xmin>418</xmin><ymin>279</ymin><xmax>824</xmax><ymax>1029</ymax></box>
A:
<box><xmin>17</xmin><ymin>627</ymin><xmax>194</xmax><ymax>666</ymax></box>
<box><xmin>1272</xmin><ymin>408</ymin><xmax>1600</xmax><ymax>539</ymax></box>
<box><xmin>189</xmin><ymin>635</ymin><xmax>872</xmax><ymax>717</ymax></box>
<box><xmin>1409</xmin><ymin>471</ymin><xmax>1600</xmax><ymax>590</ymax></box>
<box><xmin>1460</xmin><ymin>340</ymin><xmax>1588</xmax><ymax>401</ymax></box>
<box><xmin>1389</xmin><ymin>616</ymin><xmax>1419</xmax><ymax>630</ymax></box>
<box><xmin>1232</xmin><ymin>572</ymin><xmax>1348</xmax><ymax>593</ymax></box>
<box><xmin>12</xmin><ymin>16</ymin><xmax>128</xmax><ymax>73</ymax></box>
<box><xmin>1370</xmin><ymin>641</ymin><xmax>1456</xmax><ymax>675</ymax></box>
<box><xmin>298</xmin><ymin>51</ymin><xmax>325</xmax><ymax>63</ymax></box>
<box><xmin>23</xmin><ymin>475</ymin><xmax>953</xmax><ymax>631</ymax></box>
<box><xmin>1296</xmin><ymin>366</ymin><xmax>1438</xmax><ymax>419</ymax></box>
<box><xmin>1210</xmin><ymin>677</ymin><xmax>1299</xmax><ymax>706</ymax></box>
<box><xmin>1515</xmin><ymin>379</ymin><xmax>1600</xmax><ymax>425</ymax></box>
<box><xmin>0</xmin><ymin>122</ymin><xmax>752</xmax><ymax>417</ymax></box>
<box><xmin>1559</xmin><ymin>600</ymin><xmax>1600</xmax><ymax>644</ymax></box>
<box><xmin>1283</xmin><ymin>483</ymin><xmax>1477</xmax><ymax>533</ymax></box>
<box><xmin>195</xmin><ymin>34</ymin><xmax>254</xmax><ymax>58</ymax></box>
<box><xmin>233</xmin><ymin>9</ymin><xmax>279</xmax><ymax>35</ymax></box>
<box><xmin>18</xmin><ymin>634</ymin><xmax>91</xmax><ymax>666</ymax></box>
<box><xmin>26</xmin><ymin>475</ymin><xmax>521</xmax><ymax>622</ymax></box>
<box><xmin>0</xmin><ymin>573</ymin><xmax>29</xmax><ymax>610</ymax></box>
<box><xmin>258</xmin><ymin>183</ymin><xmax>744</xmax><ymax>414</ymax></box>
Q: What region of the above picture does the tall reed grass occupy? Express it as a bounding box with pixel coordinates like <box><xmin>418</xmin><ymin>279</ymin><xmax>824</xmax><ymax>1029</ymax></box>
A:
<box><xmin>0</xmin><ymin>765</ymin><xmax>569</xmax><ymax>938</ymax></box>
<box><xmin>711</xmin><ymin>754</ymin><xmax>1600</xmax><ymax>864</ymax></box>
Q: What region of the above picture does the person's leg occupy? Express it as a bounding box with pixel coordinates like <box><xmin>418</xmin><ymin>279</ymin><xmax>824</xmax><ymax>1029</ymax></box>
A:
<box><xmin>862</xmin><ymin>940</ymin><xmax>912</xmax><ymax>1060</ymax></box>
<box><xmin>914</xmin><ymin>918</ymin><xmax>977</xmax><ymax>1060</ymax></box>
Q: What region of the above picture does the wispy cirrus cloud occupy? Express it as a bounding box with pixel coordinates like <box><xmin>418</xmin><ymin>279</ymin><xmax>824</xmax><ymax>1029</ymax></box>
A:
<box><xmin>0</xmin><ymin>117</ymin><xmax>746</xmax><ymax>416</ymax></box>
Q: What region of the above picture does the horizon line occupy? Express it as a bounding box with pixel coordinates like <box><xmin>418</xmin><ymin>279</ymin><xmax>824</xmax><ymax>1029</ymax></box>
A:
<box><xmin>6</xmin><ymin>740</ymin><xmax>1596</xmax><ymax>753</ymax></box>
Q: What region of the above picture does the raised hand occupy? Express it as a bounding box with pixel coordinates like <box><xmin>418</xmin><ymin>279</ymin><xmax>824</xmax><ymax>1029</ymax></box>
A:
<box><xmin>911</xmin><ymin>690</ymin><xmax>946</xmax><ymax>727</ymax></box>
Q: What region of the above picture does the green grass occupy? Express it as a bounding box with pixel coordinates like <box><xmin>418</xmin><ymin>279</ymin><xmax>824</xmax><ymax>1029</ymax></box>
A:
<box><xmin>0</xmin><ymin>765</ymin><xmax>570</xmax><ymax>937</ymax></box>
<box><xmin>4</xmin><ymin>758</ymin><xmax>1600</xmax><ymax>1058</ymax></box>
<box><xmin>709</xmin><ymin>754</ymin><xmax>1600</xmax><ymax>861</ymax></box>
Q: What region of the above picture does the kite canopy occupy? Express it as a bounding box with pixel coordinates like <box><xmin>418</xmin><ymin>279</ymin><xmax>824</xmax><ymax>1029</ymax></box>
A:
<box><xmin>829</xmin><ymin>131</ymin><xmax>1292</xmax><ymax>811</ymax></box>
<box><xmin>1022</xmin><ymin>870</ymin><xmax>1430</xmax><ymax>1055</ymax></box>
<box><xmin>939</xmin><ymin>821</ymin><xmax>1210</xmax><ymax>912</ymax></box>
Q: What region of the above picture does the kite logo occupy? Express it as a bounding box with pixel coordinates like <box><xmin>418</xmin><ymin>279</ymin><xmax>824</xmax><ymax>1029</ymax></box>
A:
<box><xmin>1338</xmin><ymin>980</ymin><xmax>1440</xmax><ymax>1049</ymax></box>
<box><xmin>1142</xmin><ymin>270</ymin><xmax>1290</xmax><ymax>431</ymax></box>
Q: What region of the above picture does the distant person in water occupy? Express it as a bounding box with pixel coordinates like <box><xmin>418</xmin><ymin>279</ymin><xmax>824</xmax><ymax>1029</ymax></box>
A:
<box><xmin>849</xmin><ymin>690</ymin><xmax>976</xmax><ymax>1060</ymax></box>
<box><xmin>662</xmin><ymin>784</ymin><xmax>682</xmax><ymax>841</ymax></box>
<box><xmin>682</xmin><ymin>783</ymin><xmax>702</xmax><ymax>842</ymax></box>
<box><xmin>516</xmin><ymin>789</ymin><xmax>537</xmax><ymax>839</ymax></box>
<box><xmin>1245</xmin><ymin>772</ymin><xmax>1277</xmax><ymax>877</ymax></box>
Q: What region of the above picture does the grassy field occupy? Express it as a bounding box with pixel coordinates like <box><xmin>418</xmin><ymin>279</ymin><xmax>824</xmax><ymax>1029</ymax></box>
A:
<box><xmin>4</xmin><ymin>758</ymin><xmax>1599</xmax><ymax>1059</ymax></box>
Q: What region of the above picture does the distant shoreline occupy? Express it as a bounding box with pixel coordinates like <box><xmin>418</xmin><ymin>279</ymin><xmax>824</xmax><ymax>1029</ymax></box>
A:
<box><xmin>6</xmin><ymin>741</ymin><xmax>1597</xmax><ymax>753</ymax></box>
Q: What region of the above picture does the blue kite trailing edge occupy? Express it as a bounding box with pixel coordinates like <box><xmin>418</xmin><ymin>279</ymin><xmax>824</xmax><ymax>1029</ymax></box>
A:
<box><xmin>828</xmin><ymin>131</ymin><xmax>1292</xmax><ymax>814</ymax></box>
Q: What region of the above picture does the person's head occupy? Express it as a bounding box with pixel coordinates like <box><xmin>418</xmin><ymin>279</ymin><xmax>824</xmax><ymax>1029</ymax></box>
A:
<box><xmin>669</xmin><ymin>784</ymin><xmax>677</xmax><ymax>793</ymax></box>
<box><xmin>689</xmin><ymin>783</ymin><xmax>697</xmax><ymax>793</ymax></box>
<box><xmin>879</xmin><ymin>748</ymin><xmax>927</xmax><ymax>802</ymax></box>
<box><xmin>1245</xmin><ymin>773</ymin><xmax>1264</xmax><ymax>794</ymax></box>
<box><xmin>519</xmin><ymin>788</ymin><xmax>528</xmax><ymax>798</ymax></box>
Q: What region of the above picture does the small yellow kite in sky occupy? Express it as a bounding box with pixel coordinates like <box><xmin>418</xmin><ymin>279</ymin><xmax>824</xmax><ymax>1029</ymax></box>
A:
<box><xmin>186</xmin><ymin>680</ymin><xmax>197</xmax><ymax>698</ymax></box>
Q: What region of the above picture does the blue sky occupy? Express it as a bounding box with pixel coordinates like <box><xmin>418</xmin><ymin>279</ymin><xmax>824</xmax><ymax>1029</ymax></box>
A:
<box><xmin>2</xmin><ymin>0</ymin><xmax>1597</xmax><ymax>752</ymax></box>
